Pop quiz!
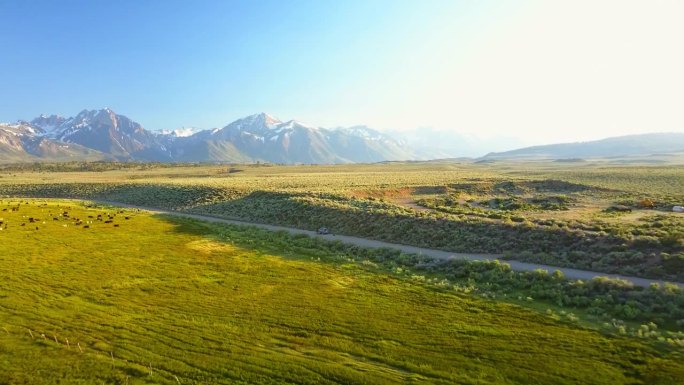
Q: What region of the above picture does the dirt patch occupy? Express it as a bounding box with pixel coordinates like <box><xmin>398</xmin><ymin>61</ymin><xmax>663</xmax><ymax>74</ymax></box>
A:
<box><xmin>350</xmin><ymin>187</ymin><xmax>443</xmax><ymax>212</ymax></box>
<box><xmin>393</xmin><ymin>197</ymin><xmax>432</xmax><ymax>212</ymax></box>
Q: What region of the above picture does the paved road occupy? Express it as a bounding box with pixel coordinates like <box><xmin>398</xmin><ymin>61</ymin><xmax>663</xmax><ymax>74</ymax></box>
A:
<box><xmin>95</xmin><ymin>200</ymin><xmax>682</xmax><ymax>289</ymax></box>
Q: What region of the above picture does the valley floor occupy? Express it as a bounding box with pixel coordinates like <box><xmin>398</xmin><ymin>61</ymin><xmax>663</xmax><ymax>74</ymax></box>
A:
<box><xmin>0</xmin><ymin>199</ymin><xmax>683</xmax><ymax>384</ymax></box>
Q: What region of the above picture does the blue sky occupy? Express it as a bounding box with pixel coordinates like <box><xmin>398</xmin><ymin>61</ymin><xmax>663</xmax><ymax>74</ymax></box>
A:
<box><xmin>1</xmin><ymin>0</ymin><xmax>683</xmax><ymax>144</ymax></box>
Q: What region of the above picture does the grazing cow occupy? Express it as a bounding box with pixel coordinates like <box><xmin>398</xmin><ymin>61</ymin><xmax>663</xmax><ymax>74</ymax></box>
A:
<box><xmin>104</xmin><ymin>220</ymin><xmax>113</xmax><ymax>224</ymax></box>
<box><xmin>125</xmin><ymin>217</ymin><xmax>130</xmax><ymax>220</ymax></box>
<box><xmin>113</xmin><ymin>224</ymin><xmax>119</xmax><ymax>227</ymax></box>
<box><xmin>83</xmin><ymin>225</ymin><xmax>90</xmax><ymax>229</ymax></box>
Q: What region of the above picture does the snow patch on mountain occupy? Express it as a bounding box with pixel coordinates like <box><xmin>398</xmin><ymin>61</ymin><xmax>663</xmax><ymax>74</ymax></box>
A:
<box><xmin>160</xmin><ymin>127</ymin><xmax>203</xmax><ymax>137</ymax></box>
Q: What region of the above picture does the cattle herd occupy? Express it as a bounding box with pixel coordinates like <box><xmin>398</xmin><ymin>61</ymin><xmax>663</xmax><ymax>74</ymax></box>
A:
<box><xmin>0</xmin><ymin>201</ymin><xmax>133</xmax><ymax>232</ymax></box>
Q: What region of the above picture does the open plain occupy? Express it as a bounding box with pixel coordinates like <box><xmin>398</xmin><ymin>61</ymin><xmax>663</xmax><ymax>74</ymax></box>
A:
<box><xmin>0</xmin><ymin>161</ymin><xmax>683</xmax><ymax>384</ymax></box>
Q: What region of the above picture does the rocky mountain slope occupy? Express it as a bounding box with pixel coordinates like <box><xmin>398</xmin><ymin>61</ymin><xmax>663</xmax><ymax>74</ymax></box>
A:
<box><xmin>0</xmin><ymin>122</ymin><xmax>106</xmax><ymax>162</ymax></box>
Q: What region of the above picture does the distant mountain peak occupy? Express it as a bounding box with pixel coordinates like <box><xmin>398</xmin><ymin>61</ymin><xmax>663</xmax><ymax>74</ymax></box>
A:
<box><xmin>258</xmin><ymin>112</ymin><xmax>278</xmax><ymax>120</ymax></box>
<box><xmin>37</xmin><ymin>113</ymin><xmax>64</xmax><ymax>119</ymax></box>
<box><xmin>28</xmin><ymin>114</ymin><xmax>68</xmax><ymax>136</ymax></box>
<box><xmin>73</xmin><ymin>107</ymin><xmax>116</xmax><ymax>117</ymax></box>
<box><xmin>210</xmin><ymin>112</ymin><xmax>283</xmax><ymax>137</ymax></box>
<box><xmin>242</xmin><ymin>112</ymin><xmax>281</xmax><ymax>127</ymax></box>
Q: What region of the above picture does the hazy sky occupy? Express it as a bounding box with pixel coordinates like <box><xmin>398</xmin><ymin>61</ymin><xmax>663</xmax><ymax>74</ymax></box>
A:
<box><xmin>1</xmin><ymin>0</ymin><xmax>682</xmax><ymax>145</ymax></box>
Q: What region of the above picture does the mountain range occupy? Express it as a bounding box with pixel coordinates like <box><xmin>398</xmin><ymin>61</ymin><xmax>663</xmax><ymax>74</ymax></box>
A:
<box><xmin>1</xmin><ymin>108</ymin><xmax>683</xmax><ymax>163</ymax></box>
<box><xmin>0</xmin><ymin>109</ymin><xmax>415</xmax><ymax>163</ymax></box>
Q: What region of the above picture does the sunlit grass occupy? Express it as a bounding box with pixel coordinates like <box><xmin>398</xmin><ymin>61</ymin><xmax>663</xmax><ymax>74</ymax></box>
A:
<box><xmin>0</xmin><ymin>199</ymin><xmax>682</xmax><ymax>384</ymax></box>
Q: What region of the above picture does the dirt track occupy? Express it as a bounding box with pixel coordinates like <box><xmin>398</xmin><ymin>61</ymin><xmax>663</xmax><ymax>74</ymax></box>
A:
<box><xmin>97</xmin><ymin>200</ymin><xmax>683</xmax><ymax>289</ymax></box>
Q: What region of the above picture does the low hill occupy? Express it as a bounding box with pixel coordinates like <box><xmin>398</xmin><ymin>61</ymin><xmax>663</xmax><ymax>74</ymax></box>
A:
<box><xmin>483</xmin><ymin>133</ymin><xmax>684</xmax><ymax>160</ymax></box>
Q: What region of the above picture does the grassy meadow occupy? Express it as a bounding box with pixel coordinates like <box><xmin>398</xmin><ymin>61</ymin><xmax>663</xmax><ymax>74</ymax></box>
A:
<box><xmin>1</xmin><ymin>199</ymin><xmax>683</xmax><ymax>384</ymax></box>
<box><xmin>1</xmin><ymin>161</ymin><xmax>682</xmax><ymax>281</ymax></box>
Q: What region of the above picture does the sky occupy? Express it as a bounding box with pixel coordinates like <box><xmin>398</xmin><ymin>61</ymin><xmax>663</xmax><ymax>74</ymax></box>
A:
<box><xmin>1</xmin><ymin>0</ymin><xmax>683</xmax><ymax>146</ymax></box>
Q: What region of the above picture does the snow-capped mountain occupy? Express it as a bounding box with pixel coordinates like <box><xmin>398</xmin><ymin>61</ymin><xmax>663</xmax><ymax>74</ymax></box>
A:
<box><xmin>322</xmin><ymin>125</ymin><xmax>413</xmax><ymax>163</ymax></box>
<box><xmin>0</xmin><ymin>122</ymin><xmax>106</xmax><ymax>162</ymax></box>
<box><xmin>21</xmin><ymin>108</ymin><xmax>172</xmax><ymax>161</ymax></box>
<box><xmin>1</xmin><ymin>109</ymin><xmax>416</xmax><ymax>163</ymax></box>
<box><xmin>53</xmin><ymin>108</ymin><xmax>172</xmax><ymax>160</ymax></box>
<box><xmin>179</xmin><ymin>113</ymin><xmax>414</xmax><ymax>163</ymax></box>
<box><xmin>193</xmin><ymin>113</ymin><xmax>341</xmax><ymax>163</ymax></box>
<box><xmin>25</xmin><ymin>114</ymin><xmax>67</xmax><ymax>136</ymax></box>
<box><xmin>0</xmin><ymin>123</ymin><xmax>37</xmax><ymax>158</ymax></box>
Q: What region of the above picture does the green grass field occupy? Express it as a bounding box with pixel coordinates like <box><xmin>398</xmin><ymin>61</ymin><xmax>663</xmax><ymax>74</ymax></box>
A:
<box><xmin>1</xmin><ymin>199</ymin><xmax>683</xmax><ymax>384</ymax></box>
<box><xmin>1</xmin><ymin>161</ymin><xmax>682</xmax><ymax>281</ymax></box>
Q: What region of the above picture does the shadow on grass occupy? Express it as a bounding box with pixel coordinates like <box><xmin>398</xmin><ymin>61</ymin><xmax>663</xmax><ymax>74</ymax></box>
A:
<box><xmin>185</xmin><ymin>190</ymin><xmax>684</xmax><ymax>280</ymax></box>
<box><xmin>153</xmin><ymin>212</ymin><xmax>684</xmax><ymax>334</ymax></box>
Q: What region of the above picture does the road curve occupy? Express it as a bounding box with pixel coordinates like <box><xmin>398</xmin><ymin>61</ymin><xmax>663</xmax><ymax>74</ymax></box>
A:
<box><xmin>94</xmin><ymin>200</ymin><xmax>682</xmax><ymax>289</ymax></box>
